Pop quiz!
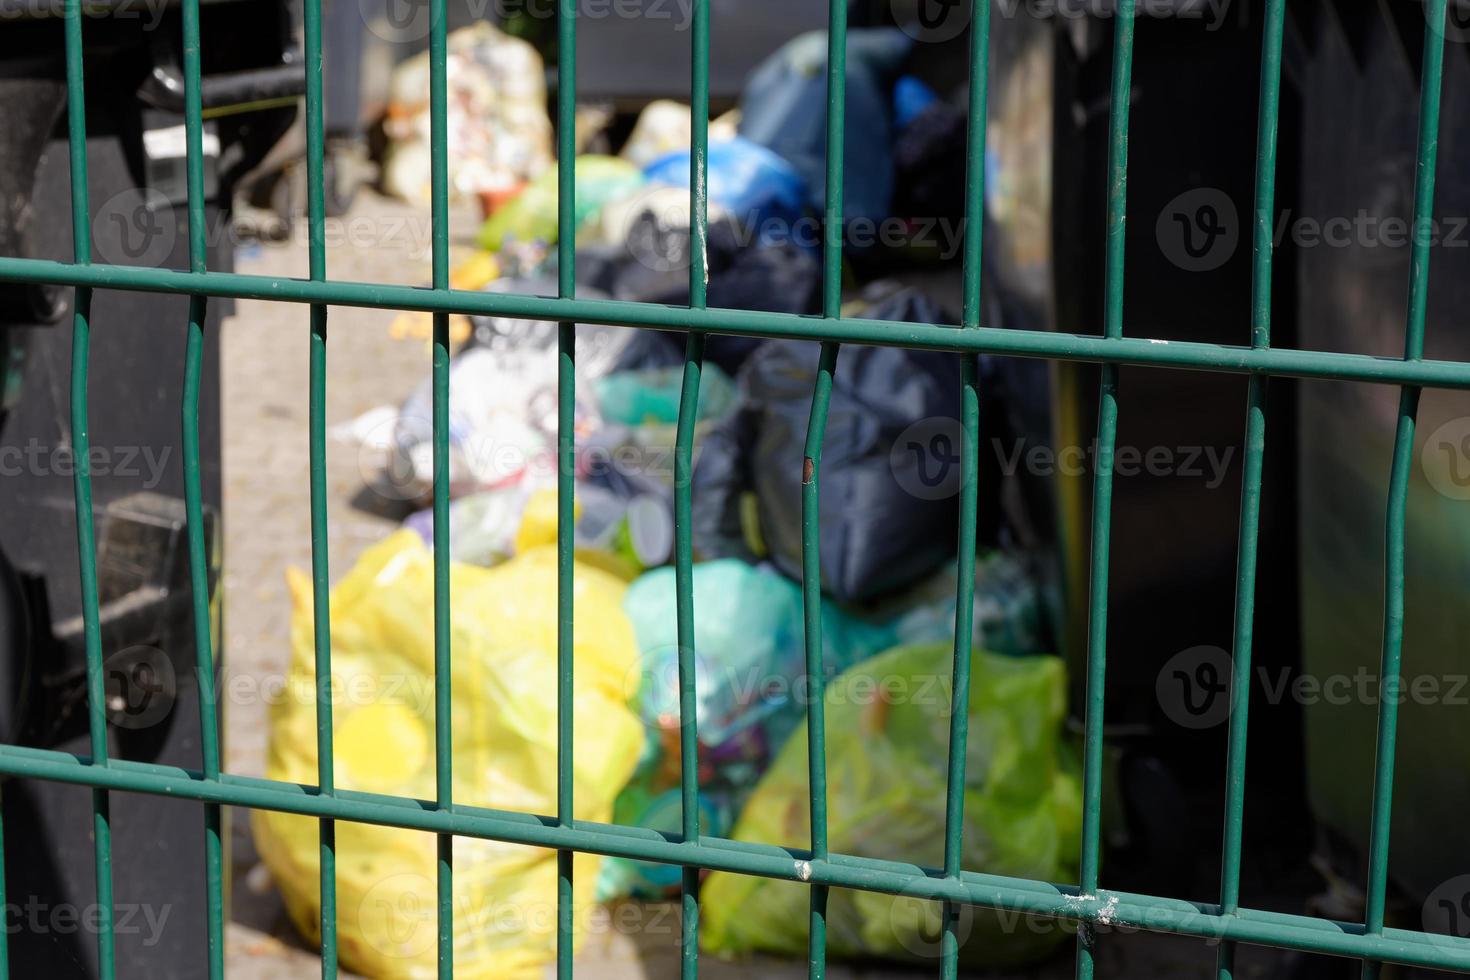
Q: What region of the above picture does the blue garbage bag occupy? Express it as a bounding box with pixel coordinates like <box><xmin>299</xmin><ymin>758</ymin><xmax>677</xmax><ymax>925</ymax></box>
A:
<box><xmin>737</xmin><ymin>28</ymin><xmax>912</xmax><ymax>225</ymax></box>
<box><xmin>892</xmin><ymin>74</ymin><xmax>939</xmax><ymax>129</ymax></box>
<box><xmin>642</xmin><ymin>136</ymin><xmax>808</xmax><ymax>243</ymax></box>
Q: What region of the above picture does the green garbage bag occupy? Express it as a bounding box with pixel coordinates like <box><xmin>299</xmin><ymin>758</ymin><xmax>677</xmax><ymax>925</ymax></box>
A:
<box><xmin>701</xmin><ymin>642</ymin><xmax>1081</xmax><ymax>968</ymax></box>
<box><xmin>477</xmin><ymin>155</ymin><xmax>644</xmax><ymax>252</ymax></box>
<box><xmin>594</xmin><ymin>363</ymin><xmax>738</xmax><ymax>427</ymax></box>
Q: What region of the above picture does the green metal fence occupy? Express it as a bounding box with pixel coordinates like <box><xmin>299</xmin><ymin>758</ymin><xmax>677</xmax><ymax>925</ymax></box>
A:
<box><xmin>0</xmin><ymin>0</ymin><xmax>1466</xmax><ymax>976</ymax></box>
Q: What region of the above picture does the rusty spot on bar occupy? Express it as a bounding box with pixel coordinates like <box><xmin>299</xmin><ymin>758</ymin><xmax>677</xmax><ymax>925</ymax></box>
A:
<box><xmin>802</xmin><ymin>456</ymin><xmax>814</xmax><ymax>485</ymax></box>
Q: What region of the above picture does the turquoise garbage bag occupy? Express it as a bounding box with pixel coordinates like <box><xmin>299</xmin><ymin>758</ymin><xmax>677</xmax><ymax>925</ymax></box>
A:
<box><xmin>624</xmin><ymin>559</ymin><xmax>900</xmax><ymax>751</ymax></box>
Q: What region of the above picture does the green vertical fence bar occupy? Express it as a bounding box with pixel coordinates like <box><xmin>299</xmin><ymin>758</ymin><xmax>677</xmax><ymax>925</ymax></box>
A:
<box><xmin>1361</xmin><ymin>3</ymin><xmax>1446</xmax><ymax>977</ymax></box>
<box><xmin>1215</xmin><ymin>4</ymin><xmax>1286</xmax><ymax>979</ymax></box>
<box><xmin>178</xmin><ymin>0</ymin><xmax>226</xmax><ymax>971</ymax></box>
<box><xmin>1075</xmin><ymin>3</ymin><xmax>1133</xmax><ymax>978</ymax></box>
<box><xmin>555</xmin><ymin>0</ymin><xmax>577</xmax><ymax>971</ymax></box>
<box><xmin>798</xmin><ymin>0</ymin><xmax>848</xmax><ymax>972</ymax></box>
<box><xmin>938</xmin><ymin>0</ymin><xmax>990</xmax><ymax>975</ymax></box>
<box><xmin>799</xmin><ymin>342</ymin><xmax>836</xmax><ymax>980</ymax></box>
<box><xmin>61</xmin><ymin>2</ymin><xmax>116</xmax><ymax>976</ymax></box>
<box><xmin>672</xmin><ymin>0</ymin><xmax>711</xmax><ymax>971</ymax></box>
<box><xmin>299</xmin><ymin>0</ymin><xmax>339</xmax><ymax>972</ymax></box>
<box><xmin>427</xmin><ymin>0</ymin><xmax>453</xmax><ymax>969</ymax></box>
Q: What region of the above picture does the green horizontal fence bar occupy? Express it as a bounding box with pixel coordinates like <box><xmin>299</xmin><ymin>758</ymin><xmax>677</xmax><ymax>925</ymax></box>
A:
<box><xmin>7</xmin><ymin>255</ymin><xmax>1470</xmax><ymax>390</ymax></box>
<box><xmin>14</xmin><ymin>1</ymin><xmax>1470</xmax><ymax>978</ymax></box>
<box><xmin>5</xmin><ymin>744</ymin><xmax>1470</xmax><ymax>971</ymax></box>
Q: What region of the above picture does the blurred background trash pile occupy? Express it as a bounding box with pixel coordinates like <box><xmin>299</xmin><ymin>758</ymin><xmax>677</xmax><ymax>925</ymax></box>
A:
<box><xmin>381</xmin><ymin>22</ymin><xmax>553</xmax><ymax>208</ymax></box>
<box><xmin>258</xmin><ymin>17</ymin><xmax>1077</xmax><ymax>978</ymax></box>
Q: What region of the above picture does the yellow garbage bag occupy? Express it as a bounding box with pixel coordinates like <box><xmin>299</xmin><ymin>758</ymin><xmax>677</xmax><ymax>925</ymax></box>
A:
<box><xmin>254</xmin><ymin>530</ymin><xmax>644</xmax><ymax>978</ymax></box>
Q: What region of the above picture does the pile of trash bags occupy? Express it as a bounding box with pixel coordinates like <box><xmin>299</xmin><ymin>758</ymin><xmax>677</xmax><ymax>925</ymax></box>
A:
<box><xmin>257</xmin><ymin>21</ymin><xmax>1077</xmax><ymax>979</ymax></box>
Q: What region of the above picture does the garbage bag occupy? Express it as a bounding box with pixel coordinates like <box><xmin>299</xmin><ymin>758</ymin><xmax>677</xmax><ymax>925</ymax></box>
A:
<box><xmin>386</xmin><ymin>280</ymin><xmax>625</xmax><ymax>504</ymax></box>
<box><xmin>403</xmin><ymin>484</ymin><xmax>532</xmax><ymax>566</ymax></box>
<box><xmin>465</xmin><ymin>278</ymin><xmax>627</xmax><ymax>375</ymax></box>
<box><xmin>254</xmin><ymin>530</ymin><xmax>644</xmax><ymax>979</ymax></box>
<box><xmin>382</xmin><ymin>23</ymin><xmax>552</xmax><ymax>205</ymax></box>
<box><xmin>574</xmin><ymin>217</ymin><xmax>821</xmax><ymax>375</ymax></box>
<box><xmin>583</xmin><ymin>184</ymin><xmax>730</xmax><ymax>251</ymax></box>
<box><xmin>701</xmin><ymin>642</ymin><xmax>1081</xmax><ymax>967</ymax></box>
<box><xmin>604</xmin><ymin>559</ymin><xmax>900</xmax><ymax>899</ymax></box>
<box><xmin>738</xmin><ymin>29</ymin><xmax>911</xmax><ymax>224</ymax></box>
<box><xmin>477</xmin><ymin>155</ymin><xmax>645</xmax><ymax>252</ymax></box>
<box><xmin>692</xmin><ymin>288</ymin><xmax>966</xmax><ymax>602</ymax></box>
<box><xmin>594</xmin><ymin>363</ymin><xmax>737</xmax><ymax>428</ymax></box>
<box><xmin>620</xmin><ymin>99</ymin><xmax>694</xmax><ymax>169</ymax></box>
<box><xmin>892</xmin><ymin>74</ymin><xmax>939</xmax><ymax>129</ymax></box>
<box><xmin>598</xmin><ymin>735</ymin><xmax>733</xmax><ymax>900</ymax></box>
<box><xmin>882</xmin><ymin>551</ymin><xmax>1049</xmax><ymax>657</ymax></box>
<box><xmin>643</xmin><ymin>136</ymin><xmax>809</xmax><ymax>243</ymax></box>
<box><xmin>892</xmin><ymin>99</ymin><xmax>968</xmax><ymax>226</ymax></box>
<box><xmin>624</xmin><ymin>559</ymin><xmax>899</xmax><ymax>758</ymax></box>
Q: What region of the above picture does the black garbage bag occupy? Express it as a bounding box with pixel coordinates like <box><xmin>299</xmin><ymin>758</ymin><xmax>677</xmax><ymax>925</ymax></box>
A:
<box><xmin>577</xmin><ymin>213</ymin><xmax>822</xmax><ymax>375</ymax></box>
<box><xmin>692</xmin><ymin>288</ymin><xmax>975</xmax><ymax>602</ymax></box>
<box><xmin>892</xmin><ymin>100</ymin><xmax>968</xmax><ymax>221</ymax></box>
